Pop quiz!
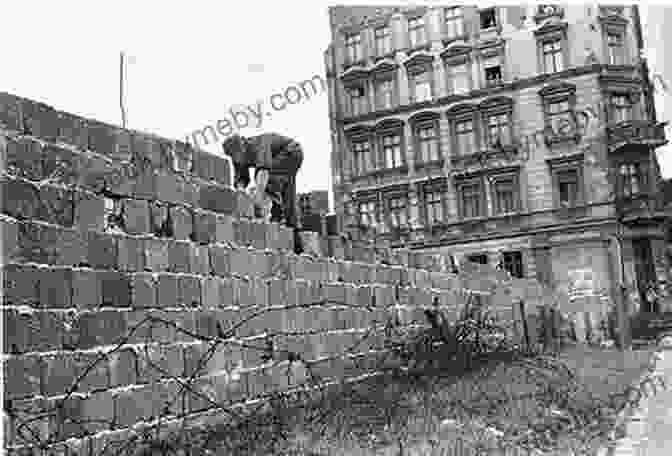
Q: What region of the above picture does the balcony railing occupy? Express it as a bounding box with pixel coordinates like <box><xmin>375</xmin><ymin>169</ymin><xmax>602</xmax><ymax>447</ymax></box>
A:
<box><xmin>606</xmin><ymin>120</ymin><xmax>668</xmax><ymax>151</ymax></box>
<box><xmin>615</xmin><ymin>193</ymin><xmax>668</xmax><ymax>225</ymax></box>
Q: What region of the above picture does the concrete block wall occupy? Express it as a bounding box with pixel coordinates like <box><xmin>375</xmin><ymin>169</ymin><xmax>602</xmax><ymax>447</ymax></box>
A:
<box><xmin>1</xmin><ymin>92</ymin><xmax>535</xmax><ymax>454</ymax></box>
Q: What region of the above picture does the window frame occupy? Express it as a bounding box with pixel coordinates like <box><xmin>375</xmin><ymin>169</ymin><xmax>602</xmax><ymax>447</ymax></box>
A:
<box><xmin>489</xmin><ymin>172</ymin><xmax>520</xmax><ymax>215</ymax></box>
<box><xmin>346</xmin><ymin>84</ymin><xmax>368</xmax><ymax>117</ymax></box>
<box><xmin>442</xmin><ymin>46</ymin><xmax>472</xmax><ymax>95</ymax></box>
<box><xmin>387</xmin><ymin>193</ymin><xmax>409</xmax><ymax>229</ymax></box>
<box><xmin>374</xmin><ymin>25</ymin><xmax>393</xmax><ymax>57</ymax></box>
<box><xmin>408</xmin><ymin>16</ymin><xmax>428</xmax><ymax>49</ymax></box>
<box><xmin>502</xmin><ymin>251</ymin><xmax>524</xmax><ymax>278</ymax></box>
<box><xmin>479</xmin><ymin>8</ymin><xmax>498</xmax><ymax>31</ymax></box>
<box><xmin>373</xmin><ymin>75</ymin><xmax>397</xmax><ymax>111</ymax></box>
<box><xmin>548</xmin><ymin>155</ymin><xmax>585</xmax><ymax>209</ymax></box>
<box><xmin>344</xmin><ymin>32</ymin><xmax>363</xmax><ymax>65</ymax></box>
<box><xmin>609</xmin><ymin>92</ymin><xmax>634</xmax><ymax>124</ymax></box>
<box><xmin>358</xmin><ymin>199</ymin><xmax>379</xmax><ymax>227</ymax></box>
<box><xmin>456</xmin><ymin>176</ymin><xmax>486</xmax><ymax>219</ymax></box>
<box><xmin>599</xmin><ymin>14</ymin><xmax>628</xmax><ymax>66</ymax></box>
<box><xmin>539</xmin><ymin>82</ymin><xmax>579</xmax><ymax>146</ymax></box>
<box><xmin>534</xmin><ymin>22</ymin><xmax>569</xmax><ymax>76</ymax></box>
<box><xmin>479</xmin><ymin>97</ymin><xmax>515</xmax><ymax>151</ymax></box>
<box><xmin>541</xmin><ymin>37</ymin><xmax>564</xmax><ymax>73</ymax></box>
<box><xmin>444</xmin><ymin>7</ymin><xmax>465</xmax><ymax>41</ymax></box>
<box><xmin>377</xmin><ymin>125</ymin><xmax>405</xmax><ymax>170</ymax></box>
<box><xmin>412</xmin><ymin>115</ymin><xmax>442</xmax><ymax>165</ymax></box>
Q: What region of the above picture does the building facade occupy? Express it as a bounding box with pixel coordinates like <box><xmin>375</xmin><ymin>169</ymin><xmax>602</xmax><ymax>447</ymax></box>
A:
<box><xmin>325</xmin><ymin>5</ymin><xmax>670</xmax><ymax>314</ymax></box>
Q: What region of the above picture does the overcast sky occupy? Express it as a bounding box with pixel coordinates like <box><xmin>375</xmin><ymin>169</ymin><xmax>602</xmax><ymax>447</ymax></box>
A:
<box><xmin>1</xmin><ymin>1</ymin><xmax>671</xmax><ymax>202</ymax></box>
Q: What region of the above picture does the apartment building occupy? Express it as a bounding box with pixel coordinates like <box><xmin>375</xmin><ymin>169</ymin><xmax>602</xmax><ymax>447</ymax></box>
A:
<box><xmin>325</xmin><ymin>5</ymin><xmax>670</xmax><ymax>313</ymax></box>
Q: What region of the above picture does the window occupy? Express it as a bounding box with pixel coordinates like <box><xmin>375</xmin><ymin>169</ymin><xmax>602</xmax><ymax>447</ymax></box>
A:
<box><xmin>345</xmin><ymin>33</ymin><xmax>362</xmax><ymax>64</ymax></box>
<box><xmin>502</xmin><ymin>251</ymin><xmax>524</xmax><ymax>278</ymax></box>
<box><xmin>485</xmin><ymin>112</ymin><xmax>511</xmax><ymax>147</ymax></box>
<box><xmin>455</xmin><ymin>119</ymin><xmax>476</xmax><ymax>155</ymax></box>
<box><xmin>611</xmin><ymin>94</ymin><xmax>632</xmax><ymax>123</ymax></box>
<box><xmin>607</xmin><ymin>31</ymin><xmax>625</xmax><ymax>65</ymax></box>
<box><xmin>492</xmin><ymin>176</ymin><xmax>517</xmax><ymax>214</ymax></box>
<box><xmin>348</xmin><ymin>86</ymin><xmax>367</xmax><ymax>116</ymax></box>
<box><xmin>375</xmin><ymin>26</ymin><xmax>392</xmax><ymax>56</ymax></box>
<box><xmin>411</xmin><ymin>71</ymin><xmax>432</xmax><ymax>103</ymax></box>
<box><xmin>619</xmin><ymin>163</ymin><xmax>645</xmax><ymax>197</ymax></box>
<box><xmin>425</xmin><ymin>190</ymin><xmax>445</xmax><ymax>225</ymax></box>
<box><xmin>542</xmin><ymin>38</ymin><xmax>564</xmax><ymax>73</ymax></box>
<box><xmin>352</xmin><ymin>140</ymin><xmax>371</xmax><ymax>176</ymax></box>
<box><xmin>445</xmin><ymin>7</ymin><xmax>464</xmax><ymax>39</ymax></box>
<box><xmin>416</xmin><ymin>123</ymin><xmax>440</xmax><ymax>163</ymax></box>
<box><xmin>468</xmin><ymin>253</ymin><xmax>488</xmax><ymax>265</ymax></box>
<box><xmin>483</xmin><ymin>57</ymin><xmax>502</xmax><ymax>86</ymax></box>
<box><xmin>375</xmin><ymin>78</ymin><xmax>395</xmax><ymax>110</ymax></box>
<box><xmin>557</xmin><ymin>169</ymin><xmax>580</xmax><ymax>207</ymax></box>
<box><xmin>381</xmin><ymin>133</ymin><xmax>403</xmax><ymax>169</ymax></box>
<box><xmin>547</xmin><ymin>99</ymin><xmax>573</xmax><ymax>135</ymax></box>
<box><xmin>409</xmin><ymin>17</ymin><xmax>427</xmax><ymax>48</ymax></box>
<box><xmin>450</xmin><ymin>63</ymin><xmax>471</xmax><ymax>94</ymax></box>
<box><xmin>359</xmin><ymin>201</ymin><xmax>377</xmax><ymax>226</ymax></box>
<box><xmin>480</xmin><ymin>8</ymin><xmax>498</xmax><ymax>29</ymax></box>
<box><xmin>389</xmin><ymin>196</ymin><xmax>408</xmax><ymax>228</ymax></box>
<box><xmin>459</xmin><ymin>181</ymin><xmax>483</xmax><ymax>218</ymax></box>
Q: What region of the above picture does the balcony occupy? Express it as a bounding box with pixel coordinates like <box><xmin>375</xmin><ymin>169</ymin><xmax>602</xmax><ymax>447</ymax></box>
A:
<box><xmin>450</xmin><ymin>145</ymin><xmax>520</xmax><ymax>171</ymax></box>
<box><xmin>606</xmin><ymin>120</ymin><xmax>668</xmax><ymax>153</ymax></box>
<box><xmin>615</xmin><ymin>193</ymin><xmax>669</xmax><ymax>226</ymax></box>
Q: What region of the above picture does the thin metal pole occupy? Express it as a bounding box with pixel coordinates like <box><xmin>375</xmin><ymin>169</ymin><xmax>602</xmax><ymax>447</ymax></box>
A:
<box><xmin>120</xmin><ymin>52</ymin><xmax>127</xmax><ymax>128</ymax></box>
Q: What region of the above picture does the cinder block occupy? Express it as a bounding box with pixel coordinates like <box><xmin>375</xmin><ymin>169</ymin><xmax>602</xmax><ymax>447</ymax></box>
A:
<box><xmin>178</xmin><ymin>275</ymin><xmax>201</xmax><ymax>308</ymax></box>
<box><xmin>130</xmin><ymin>272</ymin><xmax>156</xmax><ymax>309</ymax></box>
<box><xmin>170</xmin><ymin>205</ymin><xmax>193</xmax><ymax>241</ymax></box>
<box><xmin>234</xmin><ymin>217</ymin><xmax>250</xmax><ymax>247</ymax></box>
<box><xmin>16</xmin><ymin>223</ymin><xmax>88</xmax><ymax>266</ymax></box>
<box><xmin>74</xmin><ymin>191</ymin><xmax>106</xmax><ymax>231</ymax></box>
<box><xmin>149</xmin><ymin>200</ymin><xmax>170</xmax><ymax>236</ymax></box>
<box><xmin>192</xmin><ymin>209</ymin><xmax>217</xmax><ymax>245</ymax></box>
<box><xmin>144</xmin><ymin>238</ymin><xmax>170</xmax><ymax>271</ymax></box>
<box><xmin>116</xmin><ymin>235</ymin><xmax>146</xmax><ymax>272</ymax></box>
<box><xmin>2</xmin><ymin>354</ymin><xmax>42</xmax><ymax>400</ymax></box>
<box><xmin>1</xmin><ymin>177</ymin><xmax>42</xmax><ymax>221</ymax></box>
<box><xmin>4</xmin><ymin>136</ymin><xmax>43</xmax><ymax>180</ymax></box>
<box><xmin>157</xmin><ymin>274</ymin><xmax>179</xmax><ymax>308</ymax></box>
<box><xmin>2</xmin><ymin>263</ymin><xmax>41</xmax><ymax>306</ymax></box>
<box><xmin>99</xmin><ymin>270</ymin><xmax>131</xmax><ymax>307</ymax></box>
<box><xmin>5</xmin><ymin>397</ymin><xmax>50</xmax><ymax>446</ymax></box>
<box><xmin>108</xmin><ymin>347</ymin><xmax>138</xmax><ymax>388</ymax></box>
<box><xmin>168</xmin><ymin>240</ymin><xmax>191</xmax><ymax>273</ymax></box>
<box><xmin>189</xmin><ymin>244</ymin><xmax>211</xmax><ymax>275</ymax></box>
<box><xmin>39</xmin><ymin>267</ymin><xmax>73</xmax><ymax>309</ymax></box>
<box><xmin>80</xmin><ymin>390</ymin><xmax>115</xmax><ymax>433</ymax></box>
<box><xmin>122</xmin><ymin>199</ymin><xmax>150</xmax><ymax>235</ymax></box>
<box><xmin>41</xmin><ymin>352</ymin><xmax>109</xmax><ymax>396</ymax></box>
<box><xmin>236</xmin><ymin>190</ymin><xmax>254</xmax><ymax>218</ymax></box>
<box><xmin>38</xmin><ymin>185</ymin><xmax>74</xmax><ymax>227</ymax></box>
<box><xmin>137</xmin><ymin>344</ymin><xmax>184</xmax><ymax>382</ymax></box>
<box><xmin>86</xmin><ymin>230</ymin><xmax>118</xmax><ymax>269</ymax></box>
<box><xmin>215</xmin><ymin>213</ymin><xmax>235</xmax><ymax>244</ymax></box>
<box><xmin>113</xmin><ymin>386</ymin><xmax>154</xmax><ymax>427</ymax></box>
<box><xmin>229</xmin><ymin>247</ymin><xmax>254</xmax><ymax>278</ymax></box>
<box><xmin>202</xmin><ymin>276</ymin><xmax>223</xmax><ymax>309</ymax></box>
<box><xmin>1</xmin><ymin>217</ymin><xmax>19</xmax><ymax>260</ymax></box>
<box><xmin>199</xmin><ymin>184</ymin><xmax>237</xmax><ymax>215</ymax></box>
<box><xmin>209</xmin><ymin>244</ymin><xmax>231</xmax><ymax>277</ymax></box>
<box><xmin>73</xmin><ymin>309</ymin><xmax>127</xmax><ymax>349</ymax></box>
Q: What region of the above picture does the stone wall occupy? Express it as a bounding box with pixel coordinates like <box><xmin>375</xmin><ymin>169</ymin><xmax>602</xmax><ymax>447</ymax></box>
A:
<box><xmin>1</xmin><ymin>92</ymin><xmax>543</xmax><ymax>454</ymax></box>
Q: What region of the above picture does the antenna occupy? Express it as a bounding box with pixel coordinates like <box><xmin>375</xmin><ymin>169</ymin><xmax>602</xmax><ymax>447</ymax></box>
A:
<box><xmin>120</xmin><ymin>51</ymin><xmax>127</xmax><ymax>128</ymax></box>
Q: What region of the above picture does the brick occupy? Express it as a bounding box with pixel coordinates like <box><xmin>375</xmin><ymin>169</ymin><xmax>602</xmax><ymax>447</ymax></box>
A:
<box><xmin>132</xmin><ymin>167</ymin><xmax>157</xmax><ymax>200</ymax></box>
<box><xmin>248</xmin><ymin>220</ymin><xmax>267</xmax><ymax>250</ymax></box>
<box><xmin>168</xmin><ymin>240</ymin><xmax>191</xmax><ymax>273</ymax></box>
<box><xmin>1</xmin><ymin>217</ymin><xmax>19</xmax><ymax>260</ymax></box>
<box><xmin>194</xmin><ymin>310</ymin><xmax>221</xmax><ymax>339</ymax></box>
<box><xmin>85</xmin><ymin>230</ymin><xmax>118</xmax><ymax>269</ymax></box>
<box><xmin>73</xmin><ymin>310</ymin><xmax>127</xmax><ymax>349</ymax></box>
<box><xmin>144</xmin><ymin>238</ymin><xmax>170</xmax><ymax>271</ymax></box>
<box><xmin>113</xmin><ymin>386</ymin><xmax>154</xmax><ymax>427</ymax></box>
<box><xmin>3</xmin><ymin>355</ymin><xmax>42</xmax><ymax>401</ymax></box>
<box><xmin>87</xmin><ymin>120</ymin><xmax>117</xmax><ymax>156</ymax></box>
<box><xmin>234</xmin><ymin>217</ymin><xmax>250</xmax><ymax>247</ymax></box>
<box><xmin>215</xmin><ymin>213</ymin><xmax>235</xmax><ymax>244</ymax></box>
<box><xmin>38</xmin><ymin>185</ymin><xmax>74</xmax><ymax>227</ymax></box>
<box><xmin>41</xmin><ymin>352</ymin><xmax>109</xmax><ymax>396</ymax></box>
<box><xmin>1</xmin><ymin>177</ymin><xmax>41</xmax><ymax>221</ymax></box>
<box><xmin>192</xmin><ymin>209</ymin><xmax>217</xmax><ymax>244</ymax></box>
<box><xmin>16</xmin><ymin>223</ymin><xmax>88</xmax><ymax>266</ymax></box>
<box><xmin>99</xmin><ymin>270</ymin><xmax>131</xmax><ymax>307</ymax></box>
<box><xmin>149</xmin><ymin>200</ymin><xmax>170</xmax><ymax>236</ymax></box>
<box><xmin>6</xmin><ymin>397</ymin><xmax>50</xmax><ymax>446</ymax></box>
<box><xmin>22</xmin><ymin>100</ymin><xmax>59</xmax><ymax>141</ymax></box>
<box><xmin>3</xmin><ymin>309</ymin><xmax>72</xmax><ymax>353</ymax></box>
<box><xmin>0</xmin><ymin>92</ymin><xmax>23</xmax><ymax>131</ymax></box>
<box><xmin>189</xmin><ymin>244</ymin><xmax>211</xmax><ymax>275</ymax></box>
<box><xmin>81</xmin><ymin>390</ymin><xmax>115</xmax><ymax>433</ymax></box>
<box><xmin>178</xmin><ymin>275</ymin><xmax>202</xmax><ymax>308</ymax></box>
<box><xmin>108</xmin><ymin>347</ymin><xmax>138</xmax><ymax>388</ymax></box>
<box><xmin>5</xmin><ymin>137</ymin><xmax>44</xmax><ymax>180</ymax></box>
<box><xmin>155</xmin><ymin>171</ymin><xmax>183</xmax><ymax>205</ymax></box>
<box><xmin>209</xmin><ymin>244</ymin><xmax>231</xmax><ymax>277</ymax></box>
<box><xmin>237</xmin><ymin>190</ymin><xmax>254</xmax><ymax>218</ymax></box>
<box><xmin>39</xmin><ymin>267</ymin><xmax>73</xmax><ymax>309</ymax></box>
<box><xmin>2</xmin><ymin>263</ymin><xmax>41</xmax><ymax>306</ymax></box>
<box><xmin>199</xmin><ymin>184</ymin><xmax>237</xmax><ymax>215</ymax></box>
<box><xmin>70</xmin><ymin>268</ymin><xmax>101</xmax><ymax>310</ymax></box>
<box><xmin>116</xmin><ymin>235</ymin><xmax>145</xmax><ymax>272</ymax></box>
<box><xmin>229</xmin><ymin>247</ymin><xmax>255</xmax><ymax>278</ymax></box>
<box><xmin>121</xmin><ymin>199</ymin><xmax>150</xmax><ymax>235</ymax></box>
<box><xmin>137</xmin><ymin>344</ymin><xmax>183</xmax><ymax>382</ymax></box>
<box><xmin>170</xmin><ymin>205</ymin><xmax>193</xmax><ymax>240</ymax></box>
<box><xmin>157</xmin><ymin>274</ymin><xmax>179</xmax><ymax>308</ymax></box>
<box><xmin>130</xmin><ymin>272</ymin><xmax>156</xmax><ymax>309</ymax></box>
<box><xmin>74</xmin><ymin>191</ymin><xmax>106</xmax><ymax>231</ymax></box>
<box><xmin>202</xmin><ymin>277</ymin><xmax>223</xmax><ymax>309</ymax></box>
